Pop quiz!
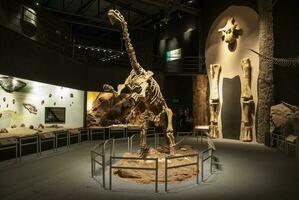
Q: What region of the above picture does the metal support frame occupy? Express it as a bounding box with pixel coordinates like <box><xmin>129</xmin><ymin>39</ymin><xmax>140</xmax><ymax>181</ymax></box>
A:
<box><xmin>108</xmin><ymin>127</ymin><xmax>125</xmax><ymax>139</ymax></box>
<box><xmin>126</xmin><ymin>126</ymin><xmax>141</xmax><ymax>137</ymax></box>
<box><xmin>0</xmin><ymin>140</ymin><xmax>18</xmax><ymax>161</ymax></box>
<box><xmin>90</xmin><ymin>128</ymin><xmax>105</xmax><ymax>140</ymax></box>
<box><xmin>165</xmin><ymin>153</ymin><xmax>199</xmax><ymax>192</ymax></box>
<box><xmin>109</xmin><ymin>156</ymin><xmax>159</xmax><ymax>193</ymax></box>
<box><xmin>19</xmin><ymin>135</ymin><xmax>39</xmax><ymax>161</ymax></box>
<box><xmin>38</xmin><ymin>134</ymin><xmax>55</xmax><ymax>155</ymax></box>
<box><xmin>69</xmin><ymin>132</ymin><xmax>80</xmax><ymax>145</ymax></box>
<box><xmin>201</xmin><ymin>148</ymin><xmax>213</xmax><ymax>182</ymax></box>
<box><xmin>55</xmin><ymin>131</ymin><xmax>69</xmax><ymax>150</ymax></box>
<box><xmin>80</xmin><ymin>129</ymin><xmax>89</xmax><ymax>142</ymax></box>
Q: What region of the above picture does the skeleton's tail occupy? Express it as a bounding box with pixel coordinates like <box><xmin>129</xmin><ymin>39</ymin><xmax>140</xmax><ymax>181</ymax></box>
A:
<box><xmin>248</xmin><ymin>48</ymin><xmax>299</xmax><ymax>67</ymax></box>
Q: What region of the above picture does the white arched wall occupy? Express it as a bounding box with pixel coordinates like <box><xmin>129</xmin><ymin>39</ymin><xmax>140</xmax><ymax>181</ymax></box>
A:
<box><xmin>205</xmin><ymin>6</ymin><xmax>259</xmax><ymax>142</ymax></box>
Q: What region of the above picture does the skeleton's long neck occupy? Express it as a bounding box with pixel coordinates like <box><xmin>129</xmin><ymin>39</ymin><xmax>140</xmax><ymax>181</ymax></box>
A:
<box><xmin>120</xmin><ymin>21</ymin><xmax>142</xmax><ymax>74</ymax></box>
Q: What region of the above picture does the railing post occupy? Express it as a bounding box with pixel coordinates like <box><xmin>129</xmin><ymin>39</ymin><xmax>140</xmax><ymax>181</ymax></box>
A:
<box><xmin>112</xmin><ymin>139</ymin><xmax>115</xmax><ymax>157</ymax></box>
<box><xmin>210</xmin><ymin>149</ymin><xmax>213</xmax><ymax>174</ymax></box>
<box><xmin>127</xmin><ymin>137</ymin><xmax>130</xmax><ymax>152</ymax></box>
<box><xmin>15</xmin><ymin>142</ymin><xmax>18</xmax><ymax>161</ymax></box>
<box><xmin>155</xmin><ymin>158</ymin><xmax>158</xmax><ymax>193</ymax></box>
<box><xmin>201</xmin><ymin>151</ymin><xmax>204</xmax><ymax>182</ymax></box>
<box><xmin>109</xmin><ymin>156</ymin><xmax>112</xmax><ymax>190</ymax></box>
<box><xmin>165</xmin><ymin>157</ymin><xmax>168</xmax><ymax>192</ymax></box>
<box><xmin>102</xmin><ymin>154</ymin><xmax>106</xmax><ymax>189</ymax></box>
<box><xmin>196</xmin><ymin>153</ymin><xmax>199</xmax><ymax>184</ymax></box>
<box><xmin>91</xmin><ymin>151</ymin><xmax>93</xmax><ymax>177</ymax></box>
<box><xmin>296</xmin><ymin>139</ymin><xmax>299</xmax><ymax>160</ymax></box>
<box><xmin>130</xmin><ymin>136</ymin><xmax>133</xmax><ymax>152</ymax></box>
<box><xmin>154</xmin><ymin>131</ymin><xmax>157</xmax><ymax>149</ymax></box>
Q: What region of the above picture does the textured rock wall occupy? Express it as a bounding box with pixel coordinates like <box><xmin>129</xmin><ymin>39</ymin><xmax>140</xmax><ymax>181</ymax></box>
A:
<box><xmin>193</xmin><ymin>75</ymin><xmax>209</xmax><ymax>126</ymax></box>
<box><xmin>257</xmin><ymin>0</ymin><xmax>274</xmax><ymax>143</ymax></box>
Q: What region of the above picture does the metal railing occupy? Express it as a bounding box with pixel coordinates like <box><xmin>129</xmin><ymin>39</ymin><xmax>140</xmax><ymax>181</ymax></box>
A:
<box><xmin>109</xmin><ymin>156</ymin><xmax>159</xmax><ymax>193</ymax></box>
<box><xmin>90</xmin><ymin>139</ymin><xmax>113</xmax><ymax>189</ymax></box>
<box><xmin>91</xmin><ymin>136</ymin><xmax>133</xmax><ymax>188</ymax></box>
<box><xmin>165</xmin><ymin>153</ymin><xmax>199</xmax><ymax>192</ymax></box>
<box><xmin>90</xmin><ymin>129</ymin><xmax>216</xmax><ymax>193</ymax></box>
<box><xmin>270</xmin><ymin>132</ymin><xmax>298</xmax><ymax>159</ymax></box>
<box><xmin>0</xmin><ymin>140</ymin><xmax>18</xmax><ymax>161</ymax></box>
<box><xmin>201</xmin><ymin>148</ymin><xmax>213</xmax><ymax>182</ymax></box>
<box><xmin>19</xmin><ymin>135</ymin><xmax>39</xmax><ymax>160</ymax></box>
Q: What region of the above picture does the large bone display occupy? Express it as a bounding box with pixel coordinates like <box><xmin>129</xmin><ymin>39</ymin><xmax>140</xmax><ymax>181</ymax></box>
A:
<box><xmin>240</xmin><ymin>58</ymin><xmax>254</xmax><ymax>141</ymax></box>
<box><xmin>102</xmin><ymin>9</ymin><xmax>176</xmax><ymax>155</ymax></box>
<box><xmin>209</xmin><ymin>64</ymin><xmax>221</xmax><ymax>138</ymax></box>
<box><xmin>218</xmin><ymin>17</ymin><xmax>242</xmax><ymax>51</ymax></box>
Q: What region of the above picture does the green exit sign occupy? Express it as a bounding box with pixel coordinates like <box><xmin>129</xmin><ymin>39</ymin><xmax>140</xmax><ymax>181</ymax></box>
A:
<box><xmin>166</xmin><ymin>48</ymin><xmax>181</xmax><ymax>62</ymax></box>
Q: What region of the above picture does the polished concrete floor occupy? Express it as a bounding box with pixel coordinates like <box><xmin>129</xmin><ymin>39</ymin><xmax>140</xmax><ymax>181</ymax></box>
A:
<box><xmin>0</xmin><ymin>138</ymin><xmax>298</xmax><ymax>200</ymax></box>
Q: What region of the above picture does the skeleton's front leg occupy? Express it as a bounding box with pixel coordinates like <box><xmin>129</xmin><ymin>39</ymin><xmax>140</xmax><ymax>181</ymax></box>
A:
<box><xmin>140</xmin><ymin>123</ymin><xmax>147</xmax><ymax>149</ymax></box>
<box><xmin>165</xmin><ymin>107</ymin><xmax>176</xmax><ymax>154</ymax></box>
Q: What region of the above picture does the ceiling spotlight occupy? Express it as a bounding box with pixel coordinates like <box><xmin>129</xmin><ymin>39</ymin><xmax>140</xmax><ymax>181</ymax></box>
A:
<box><xmin>85</xmin><ymin>47</ymin><xmax>88</xmax><ymax>50</ymax></box>
<box><xmin>159</xmin><ymin>23</ymin><xmax>162</xmax><ymax>27</ymax></box>
<box><xmin>121</xmin><ymin>52</ymin><xmax>124</xmax><ymax>55</ymax></box>
<box><xmin>78</xmin><ymin>46</ymin><xmax>81</xmax><ymax>49</ymax></box>
<box><xmin>103</xmin><ymin>49</ymin><xmax>106</xmax><ymax>52</ymax></box>
<box><xmin>35</xmin><ymin>2</ymin><xmax>39</xmax><ymax>6</ymax></box>
<box><xmin>91</xmin><ymin>48</ymin><xmax>94</xmax><ymax>51</ymax></box>
<box><xmin>97</xmin><ymin>49</ymin><xmax>100</xmax><ymax>51</ymax></box>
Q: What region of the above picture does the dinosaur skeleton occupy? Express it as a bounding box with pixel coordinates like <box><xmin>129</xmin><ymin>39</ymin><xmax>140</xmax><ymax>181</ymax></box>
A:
<box><xmin>249</xmin><ymin>49</ymin><xmax>299</xmax><ymax>67</ymax></box>
<box><xmin>103</xmin><ymin>9</ymin><xmax>176</xmax><ymax>155</ymax></box>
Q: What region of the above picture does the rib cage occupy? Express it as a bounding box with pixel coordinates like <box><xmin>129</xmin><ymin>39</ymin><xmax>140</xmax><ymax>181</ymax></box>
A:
<box><xmin>147</xmin><ymin>77</ymin><xmax>166</xmax><ymax>106</ymax></box>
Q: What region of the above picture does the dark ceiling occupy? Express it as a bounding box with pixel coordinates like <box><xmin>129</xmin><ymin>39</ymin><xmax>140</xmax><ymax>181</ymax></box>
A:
<box><xmin>41</xmin><ymin>0</ymin><xmax>200</xmax><ymax>33</ymax></box>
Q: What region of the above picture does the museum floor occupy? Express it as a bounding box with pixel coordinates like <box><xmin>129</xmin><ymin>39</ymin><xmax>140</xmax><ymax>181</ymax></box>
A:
<box><xmin>0</xmin><ymin>139</ymin><xmax>298</xmax><ymax>200</ymax></box>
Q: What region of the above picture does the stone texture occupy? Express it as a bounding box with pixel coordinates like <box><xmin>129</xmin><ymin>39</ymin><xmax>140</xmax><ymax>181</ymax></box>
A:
<box><xmin>257</xmin><ymin>0</ymin><xmax>274</xmax><ymax>143</ymax></box>
<box><xmin>192</xmin><ymin>75</ymin><xmax>209</xmax><ymax>126</ymax></box>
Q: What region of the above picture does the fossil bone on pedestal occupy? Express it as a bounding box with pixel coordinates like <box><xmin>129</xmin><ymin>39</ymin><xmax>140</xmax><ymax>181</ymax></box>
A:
<box><xmin>209</xmin><ymin>64</ymin><xmax>221</xmax><ymax>138</ymax></box>
<box><xmin>240</xmin><ymin>99</ymin><xmax>254</xmax><ymax>141</ymax></box>
<box><xmin>210</xmin><ymin>64</ymin><xmax>221</xmax><ymax>103</ymax></box>
<box><xmin>240</xmin><ymin>58</ymin><xmax>254</xmax><ymax>142</ymax></box>
<box><xmin>241</xmin><ymin>58</ymin><xmax>253</xmax><ymax>100</ymax></box>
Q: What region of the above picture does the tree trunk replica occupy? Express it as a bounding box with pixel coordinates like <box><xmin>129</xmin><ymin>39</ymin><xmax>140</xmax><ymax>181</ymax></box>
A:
<box><xmin>257</xmin><ymin>0</ymin><xmax>274</xmax><ymax>143</ymax></box>
<box><xmin>209</xmin><ymin>64</ymin><xmax>221</xmax><ymax>138</ymax></box>
<box><xmin>193</xmin><ymin>75</ymin><xmax>209</xmax><ymax>126</ymax></box>
<box><xmin>104</xmin><ymin>9</ymin><xmax>176</xmax><ymax>155</ymax></box>
<box><xmin>240</xmin><ymin>58</ymin><xmax>254</xmax><ymax>141</ymax></box>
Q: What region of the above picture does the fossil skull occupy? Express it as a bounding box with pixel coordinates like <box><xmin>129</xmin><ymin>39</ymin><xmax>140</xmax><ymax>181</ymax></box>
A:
<box><xmin>218</xmin><ymin>17</ymin><xmax>241</xmax><ymax>44</ymax></box>
<box><xmin>108</xmin><ymin>9</ymin><xmax>125</xmax><ymax>25</ymax></box>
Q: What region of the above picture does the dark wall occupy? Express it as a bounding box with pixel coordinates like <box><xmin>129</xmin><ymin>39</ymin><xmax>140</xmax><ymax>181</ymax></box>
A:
<box><xmin>154</xmin><ymin>13</ymin><xmax>201</xmax><ymax>74</ymax></box>
<box><xmin>273</xmin><ymin>0</ymin><xmax>299</xmax><ymax>106</ymax></box>
<box><xmin>0</xmin><ymin>26</ymin><xmax>87</xmax><ymax>90</ymax></box>
<box><xmin>164</xmin><ymin>75</ymin><xmax>193</xmax><ymax>111</ymax></box>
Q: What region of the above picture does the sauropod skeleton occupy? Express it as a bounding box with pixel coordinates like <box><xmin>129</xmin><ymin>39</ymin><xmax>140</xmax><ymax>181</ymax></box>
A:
<box><xmin>103</xmin><ymin>9</ymin><xmax>177</xmax><ymax>155</ymax></box>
